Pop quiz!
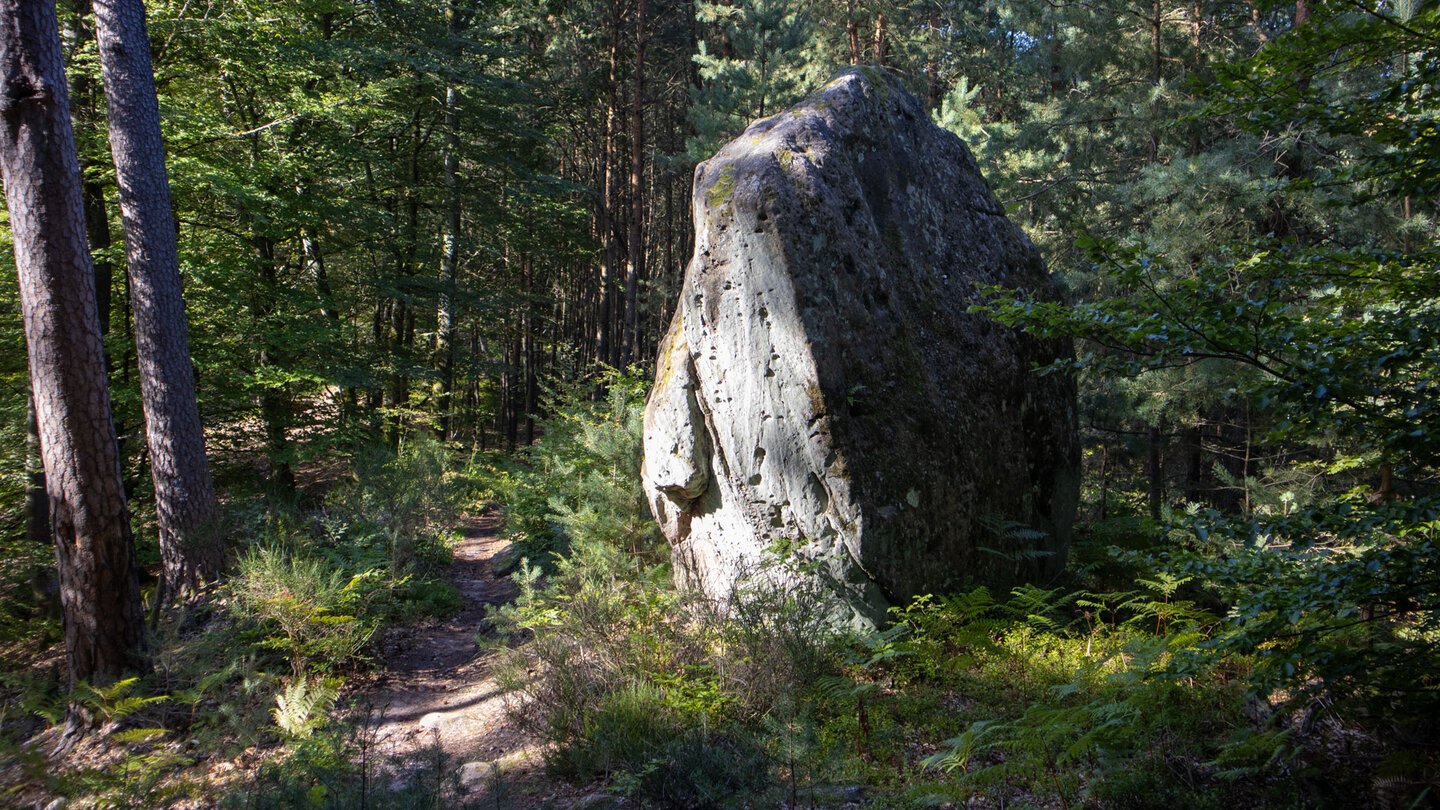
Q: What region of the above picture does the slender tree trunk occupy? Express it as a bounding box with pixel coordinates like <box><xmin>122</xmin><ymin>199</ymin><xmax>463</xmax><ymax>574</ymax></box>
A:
<box><xmin>367</xmin><ymin>298</ymin><xmax>388</xmax><ymax>435</ymax></box>
<box><xmin>846</xmin><ymin>0</ymin><xmax>860</xmax><ymax>63</ymax></box>
<box><xmin>597</xmin><ymin>0</ymin><xmax>621</xmax><ymax>368</ymax></box>
<box><xmin>436</xmin><ymin>83</ymin><xmax>460</xmax><ymax>439</ymax></box>
<box><xmin>299</xmin><ymin>223</ymin><xmax>352</xmax><ymax>427</ymax></box>
<box><xmin>1147</xmin><ymin>422</ymin><xmax>1164</xmax><ymax>520</ymax></box>
<box><xmin>1191</xmin><ymin>0</ymin><xmax>1203</xmax><ymax>70</ymax></box>
<box><xmin>388</xmin><ymin>102</ymin><xmax>423</xmax><ymax>447</ymax></box>
<box><xmin>61</xmin><ymin>0</ymin><xmax>114</xmax><ymax>343</ymax></box>
<box><xmin>1293</xmin><ymin>0</ymin><xmax>1311</xmax><ymax>91</ymax></box>
<box><xmin>1049</xmin><ymin>22</ymin><xmax>1064</xmax><ymax>96</ymax></box>
<box><xmin>1098</xmin><ymin>443</ymin><xmax>1109</xmax><ymax>521</ymax></box>
<box><xmin>1150</xmin><ymin>0</ymin><xmax>1163</xmax><ymax>160</ymax></box>
<box><xmin>506</xmin><ymin>328</ymin><xmax>521</xmax><ymax>450</ymax></box>
<box><xmin>251</xmin><ymin>233</ymin><xmax>295</xmax><ymax>495</ymax></box>
<box><xmin>523</xmin><ymin>259</ymin><xmax>538</xmax><ymax>445</ymax></box>
<box><xmin>621</xmin><ymin>0</ymin><xmax>646</xmax><ymax>368</ymax></box>
<box><xmin>93</xmin><ymin>0</ymin><xmax>222</xmax><ymax>593</ymax></box>
<box><xmin>81</xmin><ymin>172</ymin><xmax>112</xmax><ymax>335</ymax></box>
<box><xmin>0</xmin><ymin>0</ymin><xmax>148</xmax><ymax>686</ymax></box>
<box><xmin>1183</xmin><ymin>425</ymin><xmax>1204</xmax><ymax>501</ymax></box>
<box><xmin>1251</xmin><ymin>0</ymin><xmax>1269</xmax><ymax>44</ymax></box>
<box><xmin>436</xmin><ymin>8</ymin><xmax>467</xmax><ymax>440</ymax></box>
<box><xmin>63</xmin><ymin>0</ymin><xmax>132</xmax><ymax>494</ymax></box>
<box><xmin>873</xmin><ymin>12</ymin><xmax>887</xmax><ymax>66</ymax></box>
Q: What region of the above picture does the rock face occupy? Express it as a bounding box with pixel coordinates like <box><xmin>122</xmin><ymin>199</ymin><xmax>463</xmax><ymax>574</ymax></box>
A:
<box><xmin>642</xmin><ymin>67</ymin><xmax>1079</xmax><ymax>622</ymax></box>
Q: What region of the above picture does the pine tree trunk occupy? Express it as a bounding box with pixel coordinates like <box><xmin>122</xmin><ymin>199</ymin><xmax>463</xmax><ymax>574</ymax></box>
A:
<box><xmin>0</xmin><ymin>0</ymin><xmax>148</xmax><ymax>685</ymax></box>
<box><xmin>598</xmin><ymin>0</ymin><xmax>621</xmax><ymax>368</ymax></box>
<box><xmin>250</xmin><ymin>231</ymin><xmax>295</xmax><ymax>494</ymax></box>
<box><xmin>61</xmin><ymin>0</ymin><xmax>115</xmax><ymax>342</ymax></box>
<box><xmin>1148</xmin><ymin>422</ymin><xmax>1165</xmax><ymax>520</ymax></box>
<box><xmin>523</xmin><ymin>258</ymin><xmax>538</xmax><ymax>445</ymax></box>
<box><xmin>621</xmin><ymin>0</ymin><xmax>646</xmax><ymax>368</ymax></box>
<box><xmin>846</xmin><ymin>0</ymin><xmax>860</xmax><ymax>63</ymax></box>
<box><xmin>436</xmin><ymin>7</ymin><xmax>467</xmax><ymax>440</ymax></box>
<box><xmin>388</xmin><ymin>101</ymin><xmax>423</xmax><ymax>448</ymax></box>
<box><xmin>437</xmin><ymin>84</ymin><xmax>460</xmax><ymax>438</ymax></box>
<box><xmin>873</xmin><ymin>13</ymin><xmax>887</xmax><ymax>67</ymax></box>
<box><xmin>93</xmin><ymin>0</ymin><xmax>222</xmax><ymax>594</ymax></box>
<box><xmin>1049</xmin><ymin>22</ymin><xmax>1064</xmax><ymax>96</ymax></box>
<box><xmin>1150</xmin><ymin>0</ymin><xmax>1163</xmax><ymax>160</ymax></box>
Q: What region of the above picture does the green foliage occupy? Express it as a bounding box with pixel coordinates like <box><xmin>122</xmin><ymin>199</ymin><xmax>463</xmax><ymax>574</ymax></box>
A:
<box><xmin>217</xmin><ymin>439</ymin><xmax>470</xmax><ymax>688</ymax></box>
<box><xmin>481</xmin><ymin>370</ymin><xmax>660</xmax><ymax>569</ymax></box>
<box><xmin>70</xmin><ymin>677</ymin><xmax>170</xmax><ymax>726</ymax></box>
<box><xmin>841</xmin><ymin>585</ymin><xmax>1253</xmax><ymax>805</ymax></box>
<box><xmin>0</xmin><ymin>541</ymin><xmax>59</xmax><ymax>645</ymax></box>
<box><xmin>344</xmin><ymin>435</ymin><xmax>473</xmax><ymax>571</ymax></box>
<box><xmin>689</xmin><ymin>0</ymin><xmax>820</xmax><ymax>159</ymax></box>
<box><xmin>494</xmin><ymin>526</ymin><xmax>849</xmax><ymax>801</ymax></box>
<box><xmin>224</xmin><ymin>720</ymin><xmax>462</xmax><ymax>810</ymax></box>
<box><xmin>495</xmin><ymin>540</ymin><xmax>727</xmax><ymax>774</ymax></box>
<box><xmin>615</xmin><ymin>729</ymin><xmax>770</xmax><ymax>810</ymax></box>
<box><xmin>1149</xmin><ymin>496</ymin><xmax>1440</xmax><ymax>719</ymax></box>
<box><xmin>62</xmin><ymin>729</ymin><xmax>199</xmax><ymax>810</ymax></box>
<box><xmin>932</xmin><ymin>76</ymin><xmax>988</xmax><ymax>147</ymax></box>
<box><xmin>228</xmin><ymin>544</ymin><xmax>386</xmax><ymax>678</ymax></box>
<box><xmin>976</xmin><ymin>241</ymin><xmax>1440</xmax><ymax>471</ymax></box>
<box><xmin>558</xmin><ymin>682</ymin><xmax>691</xmax><ymax>778</ymax></box>
<box><xmin>2</xmin><ymin>0</ymin><xmax>1435</xmax><ymax>804</ymax></box>
<box><xmin>272</xmin><ymin>676</ymin><xmax>342</xmax><ymax>740</ymax></box>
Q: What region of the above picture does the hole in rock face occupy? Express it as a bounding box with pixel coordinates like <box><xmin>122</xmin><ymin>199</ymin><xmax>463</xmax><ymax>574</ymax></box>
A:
<box><xmin>806</xmin><ymin>473</ymin><xmax>830</xmax><ymax>513</ymax></box>
<box><xmin>750</xmin><ymin>448</ymin><xmax>768</xmax><ymax>485</ymax></box>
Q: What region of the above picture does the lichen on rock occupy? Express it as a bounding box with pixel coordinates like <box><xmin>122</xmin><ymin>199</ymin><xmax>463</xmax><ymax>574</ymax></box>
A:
<box><xmin>641</xmin><ymin>67</ymin><xmax>1080</xmax><ymax>624</ymax></box>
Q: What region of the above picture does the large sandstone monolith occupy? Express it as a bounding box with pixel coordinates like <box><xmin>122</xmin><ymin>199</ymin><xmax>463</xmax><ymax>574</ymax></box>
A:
<box><xmin>642</xmin><ymin>67</ymin><xmax>1079</xmax><ymax>623</ymax></box>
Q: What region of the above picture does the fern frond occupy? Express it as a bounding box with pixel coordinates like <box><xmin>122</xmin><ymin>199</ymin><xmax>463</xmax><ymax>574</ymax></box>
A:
<box><xmin>273</xmin><ymin>677</ymin><xmax>340</xmax><ymax>739</ymax></box>
<box><xmin>111</xmin><ymin>727</ymin><xmax>167</xmax><ymax>745</ymax></box>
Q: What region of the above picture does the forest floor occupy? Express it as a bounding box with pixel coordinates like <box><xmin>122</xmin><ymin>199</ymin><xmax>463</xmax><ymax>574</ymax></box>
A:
<box><xmin>355</xmin><ymin>512</ymin><xmax>605</xmax><ymax>809</ymax></box>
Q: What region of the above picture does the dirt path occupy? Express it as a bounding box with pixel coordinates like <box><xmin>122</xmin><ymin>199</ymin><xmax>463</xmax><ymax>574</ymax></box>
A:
<box><xmin>360</xmin><ymin>513</ymin><xmax>602</xmax><ymax>809</ymax></box>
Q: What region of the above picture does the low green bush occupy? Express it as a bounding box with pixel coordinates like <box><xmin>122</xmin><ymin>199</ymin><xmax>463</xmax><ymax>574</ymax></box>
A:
<box><xmin>223</xmin><ymin>717</ymin><xmax>461</xmax><ymax>810</ymax></box>
<box><xmin>228</xmin><ymin>544</ymin><xmax>387</xmax><ymax>678</ymax></box>
<box><xmin>1152</xmin><ymin>495</ymin><xmax>1440</xmax><ymax>724</ymax></box>
<box><xmin>617</xmin><ymin>729</ymin><xmax>770</xmax><ymax>810</ymax></box>
<box><xmin>344</xmin><ymin>434</ymin><xmax>471</xmax><ymax>573</ymax></box>
<box><xmin>478</xmin><ymin>371</ymin><xmax>661</xmax><ymax>570</ymax></box>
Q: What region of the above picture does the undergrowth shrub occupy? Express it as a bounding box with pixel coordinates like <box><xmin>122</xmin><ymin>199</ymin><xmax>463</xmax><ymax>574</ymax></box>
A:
<box><xmin>479</xmin><ymin>366</ymin><xmax>1429</xmax><ymax>806</ymax></box>
<box><xmin>228</xmin><ymin>544</ymin><xmax>387</xmax><ymax>678</ymax></box>
<box><xmin>479</xmin><ymin>371</ymin><xmax>660</xmax><ymax>569</ymax></box>
<box><xmin>719</xmin><ymin>572</ymin><xmax>849</xmax><ymax>717</ymax></box>
<box><xmin>0</xmin><ymin>535</ymin><xmax>59</xmax><ymax>646</ymax></box>
<box><xmin>0</xmin><ymin>436</ymin><xmax>483</xmax><ymax>810</ymax></box>
<box><xmin>224</xmin><ymin>712</ymin><xmax>462</xmax><ymax>810</ymax></box>
<box><xmin>615</xmin><ymin>728</ymin><xmax>770</xmax><ymax>809</ymax></box>
<box><xmin>344</xmin><ymin>434</ymin><xmax>471</xmax><ymax>572</ymax></box>
<box><xmin>870</xmin><ymin>576</ymin><xmax>1408</xmax><ymax>808</ymax></box>
<box><xmin>1152</xmin><ymin>495</ymin><xmax>1440</xmax><ymax>727</ymax></box>
<box><xmin>494</xmin><ymin>535</ymin><xmax>849</xmax><ymax>804</ymax></box>
<box><xmin>495</xmin><ymin>540</ymin><xmax>724</xmax><ymax>771</ymax></box>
